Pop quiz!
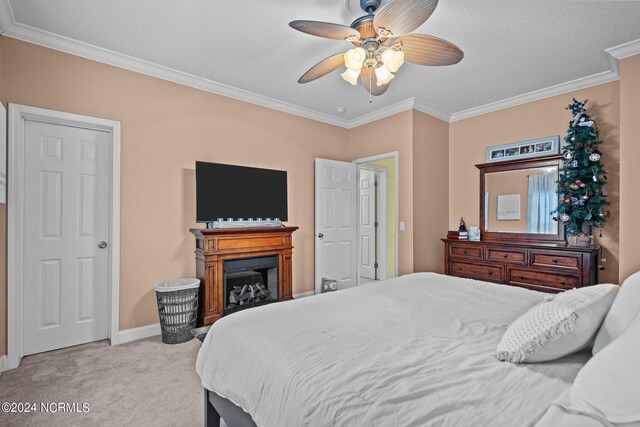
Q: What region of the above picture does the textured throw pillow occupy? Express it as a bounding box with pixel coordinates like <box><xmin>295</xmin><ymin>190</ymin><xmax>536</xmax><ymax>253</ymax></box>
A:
<box><xmin>496</xmin><ymin>284</ymin><xmax>618</xmax><ymax>363</ymax></box>
<box><xmin>592</xmin><ymin>270</ymin><xmax>640</xmax><ymax>355</ymax></box>
<box><xmin>538</xmin><ymin>315</ymin><xmax>640</xmax><ymax>426</ymax></box>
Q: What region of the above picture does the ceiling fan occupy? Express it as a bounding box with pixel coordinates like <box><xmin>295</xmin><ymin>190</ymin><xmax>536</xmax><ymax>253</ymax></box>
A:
<box><xmin>290</xmin><ymin>0</ymin><xmax>464</xmax><ymax>96</ymax></box>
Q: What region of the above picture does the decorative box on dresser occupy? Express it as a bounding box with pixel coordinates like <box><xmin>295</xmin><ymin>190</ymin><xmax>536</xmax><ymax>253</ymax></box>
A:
<box><xmin>442</xmin><ymin>239</ymin><xmax>598</xmax><ymax>293</ymax></box>
<box><xmin>190</xmin><ymin>226</ymin><xmax>298</xmax><ymax>326</ymax></box>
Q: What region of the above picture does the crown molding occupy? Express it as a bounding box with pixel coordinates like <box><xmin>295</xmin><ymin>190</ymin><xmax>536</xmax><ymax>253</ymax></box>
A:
<box><xmin>347</xmin><ymin>98</ymin><xmax>415</xmax><ymax>128</ymax></box>
<box><xmin>0</xmin><ymin>0</ymin><xmax>637</xmax><ymax>128</ymax></box>
<box><xmin>605</xmin><ymin>38</ymin><xmax>640</xmax><ymax>61</ymax></box>
<box><xmin>413</xmin><ymin>99</ymin><xmax>451</xmax><ymax>122</ymax></box>
<box><xmin>347</xmin><ymin>97</ymin><xmax>451</xmax><ymax>128</ymax></box>
<box><xmin>449</xmin><ymin>70</ymin><xmax>619</xmax><ymax>122</ymax></box>
<box><xmin>0</xmin><ymin>0</ymin><xmax>14</xmax><ymax>34</ymax></box>
<box><xmin>451</xmin><ymin>39</ymin><xmax>640</xmax><ymax>122</ymax></box>
<box><xmin>2</xmin><ymin>22</ymin><xmax>352</xmax><ymax>128</ymax></box>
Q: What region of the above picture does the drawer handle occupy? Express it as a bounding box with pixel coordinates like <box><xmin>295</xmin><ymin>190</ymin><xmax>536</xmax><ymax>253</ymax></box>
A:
<box><xmin>458</xmin><ymin>267</ymin><xmax>463</xmax><ymax>271</ymax></box>
<box><xmin>503</xmin><ymin>254</ymin><xmax>508</xmax><ymax>258</ymax></box>
<box><xmin>519</xmin><ymin>275</ymin><xmax>524</xmax><ymax>279</ymax></box>
<box><xmin>463</xmin><ymin>250</ymin><xmax>468</xmax><ymax>255</ymax></box>
<box><xmin>560</xmin><ymin>281</ymin><xmax>566</xmax><ymax>285</ymax></box>
<box><xmin>488</xmin><ymin>271</ymin><xmax>493</xmax><ymax>275</ymax></box>
<box><xmin>552</xmin><ymin>259</ymin><xmax>558</xmax><ymax>263</ymax></box>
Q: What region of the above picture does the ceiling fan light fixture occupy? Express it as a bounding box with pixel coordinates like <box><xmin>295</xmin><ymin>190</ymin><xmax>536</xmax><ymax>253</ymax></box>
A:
<box><xmin>291</xmin><ymin>0</ymin><xmax>464</xmax><ymax>97</ymax></box>
<box><xmin>344</xmin><ymin>47</ymin><xmax>367</xmax><ymax>71</ymax></box>
<box><xmin>341</xmin><ymin>68</ymin><xmax>361</xmax><ymax>85</ymax></box>
<box><xmin>374</xmin><ymin>64</ymin><xmax>394</xmax><ymax>86</ymax></box>
<box><xmin>381</xmin><ymin>48</ymin><xmax>405</xmax><ymax>73</ymax></box>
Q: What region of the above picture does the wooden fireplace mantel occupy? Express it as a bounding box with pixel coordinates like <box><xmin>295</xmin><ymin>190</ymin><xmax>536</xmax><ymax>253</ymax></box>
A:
<box><xmin>190</xmin><ymin>226</ymin><xmax>298</xmax><ymax>326</ymax></box>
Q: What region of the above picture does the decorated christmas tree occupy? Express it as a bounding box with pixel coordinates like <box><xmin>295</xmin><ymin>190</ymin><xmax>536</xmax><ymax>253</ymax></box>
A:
<box><xmin>555</xmin><ymin>98</ymin><xmax>609</xmax><ymax>238</ymax></box>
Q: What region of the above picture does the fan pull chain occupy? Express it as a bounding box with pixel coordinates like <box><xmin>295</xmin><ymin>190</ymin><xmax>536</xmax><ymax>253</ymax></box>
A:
<box><xmin>369</xmin><ymin>68</ymin><xmax>373</xmax><ymax>104</ymax></box>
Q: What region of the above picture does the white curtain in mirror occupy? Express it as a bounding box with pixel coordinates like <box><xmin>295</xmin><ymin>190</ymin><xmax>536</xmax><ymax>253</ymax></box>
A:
<box><xmin>527</xmin><ymin>172</ymin><xmax>558</xmax><ymax>234</ymax></box>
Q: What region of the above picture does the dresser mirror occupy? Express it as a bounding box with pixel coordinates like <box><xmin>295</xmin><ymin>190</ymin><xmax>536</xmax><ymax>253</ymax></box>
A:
<box><xmin>477</xmin><ymin>155</ymin><xmax>565</xmax><ymax>242</ymax></box>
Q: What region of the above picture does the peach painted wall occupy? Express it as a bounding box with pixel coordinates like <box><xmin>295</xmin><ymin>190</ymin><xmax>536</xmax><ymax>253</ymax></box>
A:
<box><xmin>412</xmin><ymin>110</ymin><xmax>449</xmax><ymax>273</ymax></box>
<box><xmin>619</xmin><ymin>55</ymin><xmax>640</xmax><ymax>281</ymax></box>
<box><xmin>0</xmin><ymin>36</ymin><xmax>349</xmax><ymax>355</ymax></box>
<box><xmin>450</xmin><ymin>82</ymin><xmax>621</xmax><ymax>284</ymax></box>
<box><xmin>347</xmin><ymin>110</ymin><xmax>415</xmax><ymax>275</ymax></box>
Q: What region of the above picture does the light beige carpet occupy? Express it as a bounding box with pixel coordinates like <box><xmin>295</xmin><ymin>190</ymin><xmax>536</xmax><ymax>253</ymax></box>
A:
<box><xmin>0</xmin><ymin>336</ymin><xmax>203</xmax><ymax>426</ymax></box>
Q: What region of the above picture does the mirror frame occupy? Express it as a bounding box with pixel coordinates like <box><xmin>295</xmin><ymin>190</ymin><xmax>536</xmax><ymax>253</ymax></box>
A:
<box><xmin>477</xmin><ymin>154</ymin><xmax>565</xmax><ymax>242</ymax></box>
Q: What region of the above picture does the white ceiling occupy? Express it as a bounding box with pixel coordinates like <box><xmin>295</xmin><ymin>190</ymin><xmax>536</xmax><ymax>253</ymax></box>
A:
<box><xmin>5</xmin><ymin>0</ymin><xmax>640</xmax><ymax>122</ymax></box>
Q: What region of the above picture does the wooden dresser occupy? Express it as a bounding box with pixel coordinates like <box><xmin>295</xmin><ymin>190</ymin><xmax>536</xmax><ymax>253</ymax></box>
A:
<box><xmin>442</xmin><ymin>239</ymin><xmax>598</xmax><ymax>293</ymax></box>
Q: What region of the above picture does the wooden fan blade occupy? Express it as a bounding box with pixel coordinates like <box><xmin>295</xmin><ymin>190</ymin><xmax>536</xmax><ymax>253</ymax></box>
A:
<box><xmin>298</xmin><ymin>53</ymin><xmax>346</xmax><ymax>84</ymax></box>
<box><xmin>360</xmin><ymin>66</ymin><xmax>390</xmax><ymax>96</ymax></box>
<box><xmin>374</xmin><ymin>0</ymin><xmax>438</xmax><ymax>37</ymax></box>
<box><xmin>393</xmin><ymin>34</ymin><xmax>463</xmax><ymax>66</ymax></box>
<box><xmin>289</xmin><ymin>20</ymin><xmax>360</xmax><ymax>41</ymax></box>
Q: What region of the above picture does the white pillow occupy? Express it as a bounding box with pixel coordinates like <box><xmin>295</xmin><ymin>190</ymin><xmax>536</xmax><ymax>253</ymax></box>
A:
<box><xmin>535</xmin><ymin>404</ymin><xmax>608</xmax><ymax>427</ymax></box>
<box><xmin>593</xmin><ymin>270</ymin><xmax>640</xmax><ymax>355</ymax></box>
<box><xmin>544</xmin><ymin>315</ymin><xmax>640</xmax><ymax>425</ymax></box>
<box><xmin>496</xmin><ymin>284</ymin><xmax>618</xmax><ymax>363</ymax></box>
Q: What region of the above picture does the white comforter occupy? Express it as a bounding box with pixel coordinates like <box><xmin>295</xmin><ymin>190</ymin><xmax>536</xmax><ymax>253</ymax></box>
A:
<box><xmin>196</xmin><ymin>273</ymin><xmax>590</xmax><ymax>427</ymax></box>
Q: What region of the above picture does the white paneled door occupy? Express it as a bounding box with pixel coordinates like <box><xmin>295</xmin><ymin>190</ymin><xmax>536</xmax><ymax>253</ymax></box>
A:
<box><xmin>315</xmin><ymin>159</ymin><xmax>357</xmax><ymax>294</ymax></box>
<box><xmin>359</xmin><ymin>169</ymin><xmax>376</xmax><ymax>280</ymax></box>
<box><xmin>23</xmin><ymin>120</ymin><xmax>111</xmax><ymax>355</ymax></box>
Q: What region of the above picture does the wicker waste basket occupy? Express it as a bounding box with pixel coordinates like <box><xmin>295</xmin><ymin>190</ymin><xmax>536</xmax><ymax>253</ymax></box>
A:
<box><xmin>155</xmin><ymin>278</ymin><xmax>200</xmax><ymax>344</ymax></box>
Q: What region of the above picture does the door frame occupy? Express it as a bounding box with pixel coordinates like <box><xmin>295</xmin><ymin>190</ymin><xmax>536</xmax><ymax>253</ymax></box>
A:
<box><xmin>6</xmin><ymin>104</ymin><xmax>121</xmax><ymax>370</ymax></box>
<box><xmin>356</xmin><ymin>165</ymin><xmax>388</xmax><ymax>281</ymax></box>
<box><xmin>353</xmin><ymin>151</ymin><xmax>399</xmax><ymax>283</ymax></box>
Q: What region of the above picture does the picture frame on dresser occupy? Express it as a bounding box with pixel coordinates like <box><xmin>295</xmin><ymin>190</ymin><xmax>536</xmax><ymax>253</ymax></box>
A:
<box><xmin>468</xmin><ymin>226</ymin><xmax>481</xmax><ymax>241</ymax></box>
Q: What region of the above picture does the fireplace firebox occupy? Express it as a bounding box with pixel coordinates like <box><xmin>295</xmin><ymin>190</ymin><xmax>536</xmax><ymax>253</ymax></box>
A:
<box><xmin>223</xmin><ymin>256</ymin><xmax>279</xmax><ymax>315</ymax></box>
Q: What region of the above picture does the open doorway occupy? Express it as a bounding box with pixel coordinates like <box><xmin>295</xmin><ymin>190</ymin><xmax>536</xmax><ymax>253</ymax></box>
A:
<box><xmin>354</xmin><ymin>152</ymin><xmax>398</xmax><ymax>285</ymax></box>
<box><xmin>313</xmin><ymin>152</ymin><xmax>398</xmax><ymax>294</ymax></box>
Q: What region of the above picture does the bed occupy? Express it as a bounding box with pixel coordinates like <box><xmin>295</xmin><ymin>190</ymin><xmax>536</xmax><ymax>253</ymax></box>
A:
<box><xmin>196</xmin><ymin>273</ymin><xmax>598</xmax><ymax>426</ymax></box>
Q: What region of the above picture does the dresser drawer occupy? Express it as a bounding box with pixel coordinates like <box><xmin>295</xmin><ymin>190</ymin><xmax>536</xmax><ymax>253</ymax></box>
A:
<box><xmin>449</xmin><ymin>244</ymin><xmax>484</xmax><ymax>261</ymax></box>
<box><xmin>530</xmin><ymin>251</ymin><xmax>581</xmax><ymax>270</ymax></box>
<box><xmin>450</xmin><ymin>261</ymin><xmax>503</xmax><ymax>283</ymax></box>
<box><xmin>486</xmin><ymin>247</ymin><xmax>527</xmax><ymax>265</ymax></box>
<box><xmin>507</xmin><ymin>268</ymin><xmax>580</xmax><ymax>290</ymax></box>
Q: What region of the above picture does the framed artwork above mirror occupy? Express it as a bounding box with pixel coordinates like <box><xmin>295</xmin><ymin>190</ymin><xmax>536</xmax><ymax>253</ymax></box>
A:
<box><xmin>477</xmin><ymin>154</ymin><xmax>565</xmax><ymax>242</ymax></box>
<box><xmin>485</xmin><ymin>135</ymin><xmax>560</xmax><ymax>163</ymax></box>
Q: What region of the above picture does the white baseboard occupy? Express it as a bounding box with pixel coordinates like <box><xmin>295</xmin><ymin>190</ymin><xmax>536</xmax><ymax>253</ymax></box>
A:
<box><xmin>0</xmin><ymin>324</ymin><xmax>162</xmax><ymax>372</ymax></box>
<box><xmin>0</xmin><ymin>354</ymin><xmax>20</xmax><ymax>373</ymax></box>
<box><xmin>112</xmin><ymin>323</ymin><xmax>161</xmax><ymax>345</ymax></box>
<box><xmin>293</xmin><ymin>290</ymin><xmax>315</xmax><ymax>299</ymax></box>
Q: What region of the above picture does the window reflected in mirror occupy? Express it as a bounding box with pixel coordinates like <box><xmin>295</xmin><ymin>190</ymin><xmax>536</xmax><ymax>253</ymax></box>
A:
<box><xmin>484</xmin><ymin>166</ymin><xmax>559</xmax><ymax>234</ymax></box>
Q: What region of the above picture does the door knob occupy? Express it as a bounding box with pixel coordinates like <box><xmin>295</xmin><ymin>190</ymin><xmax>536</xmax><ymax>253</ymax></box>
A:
<box><xmin>98</xmin><ymin>241</ymin><xmax>108</xmax><ymax>249</ymax></box>
<box><xmin>318</xmin><ymin>233</ymin><xmax>324</xmax><ymax>238</ymax></box>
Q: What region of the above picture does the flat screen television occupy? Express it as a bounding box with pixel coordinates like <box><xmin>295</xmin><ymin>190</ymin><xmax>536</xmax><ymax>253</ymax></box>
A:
<box><xmin>195</xmin><ymin>162</ymin><xmax>288</xmax><ymax>222</ymax></box>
